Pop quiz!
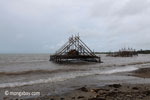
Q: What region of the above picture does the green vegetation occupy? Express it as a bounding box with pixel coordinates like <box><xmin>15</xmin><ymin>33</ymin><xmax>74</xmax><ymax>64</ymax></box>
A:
<box><xmin>137</xmin><ymin>50</ymin><xmax>150</xmax><ymax>54</ymax></box>
<box><xmin>95</xmin><ymin>50</ymin><xmax>150</xmax><ymax>54</ymax></box>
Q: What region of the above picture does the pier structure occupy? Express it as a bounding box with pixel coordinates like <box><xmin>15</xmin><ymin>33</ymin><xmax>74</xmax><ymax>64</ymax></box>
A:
<box><xmin>107</xmin><ymin>48</ymin><xmax>138</xmax><ymax>57</ymax></box>
<box><xmin>50</xmin><ymin>35</ymin><xmax>101</xmax><ymax>63</ymax></box>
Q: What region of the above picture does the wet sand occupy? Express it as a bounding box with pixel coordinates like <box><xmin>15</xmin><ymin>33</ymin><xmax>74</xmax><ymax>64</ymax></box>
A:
<box><xmin>133</xmin><ymin>68</ymin><xmax>150</xmax><ymax>78</ymax></box>
<box><xmin>16</xmin><ymin>68</ymin><xmax>150</xmax><ymax>100</ymax></box>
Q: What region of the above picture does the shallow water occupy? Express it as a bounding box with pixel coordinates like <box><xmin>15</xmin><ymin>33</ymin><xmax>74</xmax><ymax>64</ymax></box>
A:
<box><xmin>0</xmin><ymin>54</ymin><xmax>150</xmax><ymax>88</ymax></box>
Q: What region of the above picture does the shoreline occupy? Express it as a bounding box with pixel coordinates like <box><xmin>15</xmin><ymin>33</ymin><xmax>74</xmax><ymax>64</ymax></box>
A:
<box><xmin>24</xmin><ymin>83</ymin><xmax>150</xmax><ymax>100</ymax></box>
<box><xmin>23</xmin><ymin>68</ymin><xmax>150</xmax><ymax>100</ymax></box>
<box><xmin>2</xmin><ymin>67</ymin><xmax>150</xmax><ymax>100</ymax></box>
<box><xmin>132</xmin><ymin>68</ymin><xmax>150</xmax><ymax>78</ymax></box>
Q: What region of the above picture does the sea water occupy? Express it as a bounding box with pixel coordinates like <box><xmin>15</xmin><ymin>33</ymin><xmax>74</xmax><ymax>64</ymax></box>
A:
<box><xmin>0</xmin><ymin>54</ymin><xmax>150</xmax><ymax>88</ymax></box>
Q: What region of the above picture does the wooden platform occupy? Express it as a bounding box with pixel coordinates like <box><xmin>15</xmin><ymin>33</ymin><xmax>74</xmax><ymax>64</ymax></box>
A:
<box><xmin>50</xmin><ymin>55</ymin><xmax>101</xmax><ymax>62</ymax></box>
<box><xmin>50</xmin><ymin>35</ymin><xmax>101</xmax><ymax>63</ymax></box>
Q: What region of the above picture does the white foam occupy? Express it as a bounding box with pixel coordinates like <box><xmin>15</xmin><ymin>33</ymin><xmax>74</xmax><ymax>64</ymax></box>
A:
<box><xmin>100</xmin><ymin>66</ymin><xmax>138</xmax><ymax>74</ymax></box>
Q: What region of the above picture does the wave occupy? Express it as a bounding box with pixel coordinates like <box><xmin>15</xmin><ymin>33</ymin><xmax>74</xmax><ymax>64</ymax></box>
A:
<box><xmin>1</xmin><ymin>61</ymin><xmax>149</xmax><ymax>76</ymax></box>
<box><xmin>1</xmin><ymin>60</ymin><xmax>150</xmax><ymax>76</ymax></box>
<box><xmin>99</xmin><ymin>66</ymin><xmax>138</xmax><ymax>74</ymax></box>
<box><xmin>0</xmin><ymin>66</ymin><xmax>139</xmax><ymax>88</ymax></box>
<box><xmin>102</xmin><ymin>61</ymin><xmax>150</xmax><ymax>68</ymax></box>
<box><xmin>0</xmin><ymin>59</ymin><xmax>48</xmax><ymax>65</ymax></box>
<box><xmin>0</xmin><ymin>69</ymin><xmax>86</xmax><ymax>76</ymax></box>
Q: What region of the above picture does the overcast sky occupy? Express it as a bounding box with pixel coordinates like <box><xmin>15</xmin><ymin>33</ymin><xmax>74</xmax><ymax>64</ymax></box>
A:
<box><xmin>0</xmin><ymin>0</ymin><xmax>150</xmax><ymax>53</ymax></box>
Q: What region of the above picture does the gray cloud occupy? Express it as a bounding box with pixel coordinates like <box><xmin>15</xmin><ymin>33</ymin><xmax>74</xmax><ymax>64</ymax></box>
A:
<box><xmin>0</xmin><ymin>0</ymin><xmax>150</xmax><ymax>53</ymax></box>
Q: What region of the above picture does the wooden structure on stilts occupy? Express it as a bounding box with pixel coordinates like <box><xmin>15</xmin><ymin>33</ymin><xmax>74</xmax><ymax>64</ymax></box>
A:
<box><xmin>50</xmin><ymin>35</ymin><xmax>101</xmax><ymax>63</ymax></box>
<box><xmin>107</xmin><ymin>48</ymin><xmax>138</xmax><ymax>57</ymax></box>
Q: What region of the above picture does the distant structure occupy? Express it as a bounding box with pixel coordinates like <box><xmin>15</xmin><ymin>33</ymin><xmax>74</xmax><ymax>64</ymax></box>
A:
<box><xmin>50</xmin><ymin>35</ymin><xmax>101</xmax><ymax>63</ymax></box>
<box><xmin>107</xmin><ymin>48</ymin><xmax>138</xmax><ymax>57</ymax></box>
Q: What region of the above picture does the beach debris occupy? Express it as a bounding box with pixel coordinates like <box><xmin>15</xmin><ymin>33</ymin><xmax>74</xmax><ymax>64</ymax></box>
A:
<box><xmin>50</xmin><ymin>35</ymin><xmax>101</xmax><ymax>63</ymax></box>
<box><xmin>78</xmin><ymin>86</ymin><xmax>88</xmax><ymax>92</ymax></box>
<box><xmin>60</xmin><ymin>97</ymin><xmax>64</xmax><ymax>100</ymax></box>
<box><xmin>126</xmin><ymin>94</ymin><xmax>132</xmax><ymax>98</ymax></box>
<box><xmin>132</xmin><ymin>87</ymin><xmax>139</xmax><ymax>90</ymax></box>
<box><xmin>3</xmin><ymin>97</ymin><xmax>9</xmax><ymax>100</ymax></box>
<box><xmin>88</xmin><ymin>97</ymin><xmax>106</xmax><ymax>100</ymax></box>
<box><xmin>108</xmin><ymin>84</ymin><xmax>122</xmax><ymax>88</ymax></box>
<box><xmin>106</xmin><ymin>91</ymin><xmax>118</xmax><ymax>96</ymax></box>
<box><xmin>77</xmin><ymin>96</ymin><xmax>85</xmax><ymax>99</ymax></box>
<box><xmin>90</xmin><ymin>89</ymin><xmax>101</xmax><ymax>93</ymax></box>
<box><xmin>144</xmin><ymin>90</ymin><xmax>150</xmax><ymax>96</ymax></box>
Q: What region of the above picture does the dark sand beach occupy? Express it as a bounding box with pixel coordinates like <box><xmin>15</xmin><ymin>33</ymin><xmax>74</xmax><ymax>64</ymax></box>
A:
<box><xmin>25</xmin><ymin>84</ymin><xmax>150</xmax><ymax>100</ymax></box>
<box><xmin>22</xmin><ymin>68</ymin><xmax>150</xmax><ymax>100</ymax></box>
<box><xmin>133</xmin><ymin>68</ymin><xmax>150</xmax><ymax>78</ymax></box>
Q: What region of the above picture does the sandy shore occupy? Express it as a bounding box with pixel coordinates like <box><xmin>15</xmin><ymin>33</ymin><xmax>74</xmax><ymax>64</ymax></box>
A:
<box><xmin>17</xmin><ymin>67</ymin><xmax>150</xmax><ymax>100</ymax></box>
<box><xmin>23</xmin><ymin>84</ymin><xmax>150</xmax><ymax>100</ymax></box>
<box><xmin>133</xmin><ymin>68</ymin><xmax>150</xmax><ymax>78</ymax></box>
